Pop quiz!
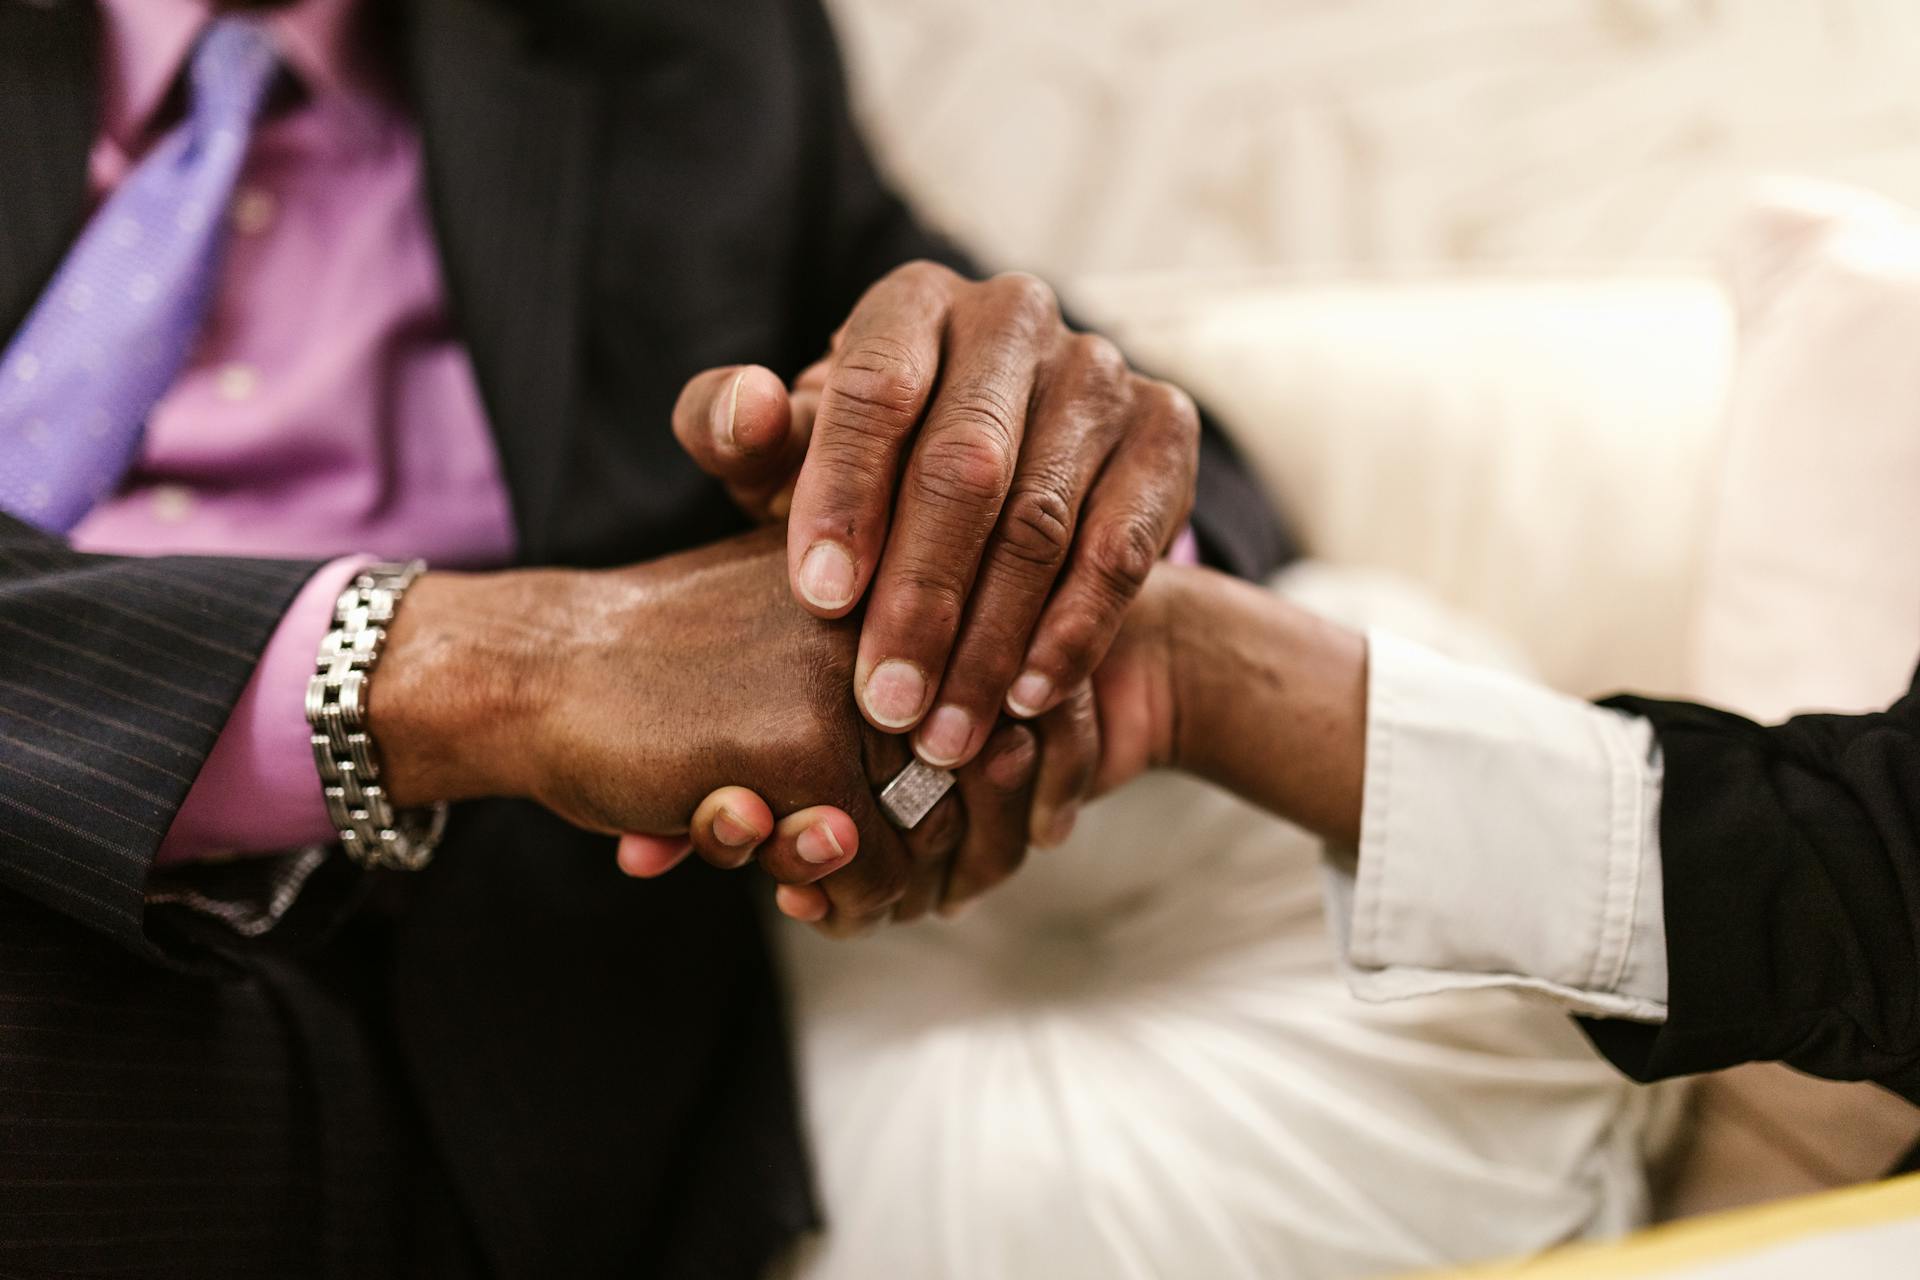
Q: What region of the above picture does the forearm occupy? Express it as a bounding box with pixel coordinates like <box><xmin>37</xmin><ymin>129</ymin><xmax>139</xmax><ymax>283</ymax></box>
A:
<box><xmin>1153</xmin><ymin>564</ymin><xmax>1668</xmax><ymax>1022</ymax></box>
<box><xmin>1164</xmin><ymin>568</ymin><xmax>1368</xmax><ymax>847</ymax></box>
<box><xmin>1586</xmin><ymin>685</ymin><xmax>1920</xmax><ymax>1085</ymax></box>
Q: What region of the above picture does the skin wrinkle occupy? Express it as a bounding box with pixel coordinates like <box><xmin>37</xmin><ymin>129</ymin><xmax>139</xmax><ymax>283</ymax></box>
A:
<box><xmin>372</xmin><ymin>528</ymin><xmax>1037</xmax><ymax>933</ymax></box>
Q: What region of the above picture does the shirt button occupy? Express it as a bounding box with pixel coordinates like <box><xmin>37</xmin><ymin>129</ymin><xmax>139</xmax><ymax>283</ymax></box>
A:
<box><xmin>216</xmin><ymin>363</ymin><xmax>259</xmax><ymax>402</ymax></box>
<box><xmin>232</xmin><ymin>188</ymin><xmax>277</xmax><ymax>235</ymax></box>
<box><xmin>151</xmin><ymin>485</ymin><xmax>195</xmax><ymax>523</ymax></box>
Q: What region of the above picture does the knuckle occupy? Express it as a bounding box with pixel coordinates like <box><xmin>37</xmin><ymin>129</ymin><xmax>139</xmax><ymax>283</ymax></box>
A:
<box><xmin>1039</xmin><ymin>607</ymin><xmax>1105</xmax><ymax>677</ymax></box>
<box><xmin>910</xmin><ymin>795</ymin><xmax>965</xmax><ymax>860</ymax></box>
<box><xmin>996</xmin><ymin>481</ymin><xmax>1076</xmax><ymax>572</ymax></box>
<box><xmin>990</xmin><ymin>270</ymin><xmax>1059</xmax><ymax>325</ymax></box>
<box><xmin>1147</xmin><ymin>377</ymin><xmax>1201</xmax><ymax>442</ymax></box>
<box><xmin>823</xmin><ymin>338</ymin><xmax>930</xmax><ymax>437</ymax></box>
<box><xmin>804</xmin><ymin>428</ymin><xmax>893</xmax><ymax>500</ymax></box>
<box><xmin>916</xmin><ymin>424</ymin><xmax>1016</xmax><ymax>510</ymax></box>
<box><xmin>897</xmin><ymin>258</ymin><xmax>957</xmax><ymax>292</ymax></box>
<box><xmin>1071</xmin><ymin>332</ymin><xmax>1127</xmax><ymax>383</ymax></box>
<box><xmin>1087</xmin><ymin>513</ymin><xmax>1161</xmax><ymax>602</ymax></box>
<box><xmin>884</xmin><ymin>565</ymin><xmax>967</xmax><ymax>635</ymax></box>
<box><xmin>983</xmin><ymin>727</ymin><xmax>1039</xmax><ymax>796</ymax></box>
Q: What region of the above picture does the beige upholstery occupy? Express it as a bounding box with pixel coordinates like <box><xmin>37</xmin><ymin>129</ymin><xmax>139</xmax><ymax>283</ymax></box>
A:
<box><xmin>1069</xmin><ymin>265</ymin><xmax>1920</xmax><ymax>1216</ymax></box>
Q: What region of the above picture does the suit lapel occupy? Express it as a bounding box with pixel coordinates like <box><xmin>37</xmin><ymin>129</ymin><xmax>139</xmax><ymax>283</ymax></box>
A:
<box><xmin>0</xmin><ymin>0</ymin><xmax>97</xmax><ymax>344</ymax></box>
<box><xmin>405</xmin><ymin>0</ymin><xmax>600</xmax><ymax>563</ymax></box>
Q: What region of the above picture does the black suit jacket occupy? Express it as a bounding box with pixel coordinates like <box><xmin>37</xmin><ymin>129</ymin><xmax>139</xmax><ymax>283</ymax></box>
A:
<box><xmin>1585</xmin><ymin>665</ymin><xmax>1920</xmax><ymax>1106</ymax></box>
<box><xmin>0</xmin><ymin>2</ymin><xmax>1294</xmax><ymax>1277</ymax></box>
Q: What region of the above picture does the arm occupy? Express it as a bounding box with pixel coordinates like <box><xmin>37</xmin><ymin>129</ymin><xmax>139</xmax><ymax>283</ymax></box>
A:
<box><xmin>1126</xmin><ymin>567</ymin><xmax>1669</xmax><ymax>1022</ymax></box>
<box><xmin>0</xmin><ymin>514</ymin><xmax>322</xmax><ymax>954</ymax></box>
<box><xmin>152</xmin><ymin>556</ymin><xmax>367</xmax><ymax>865</ymax></box>
<box><xmin>1586</xmin><ymin>682</ymin><xmax>1920</xmax><ymax>1095</ymax></box>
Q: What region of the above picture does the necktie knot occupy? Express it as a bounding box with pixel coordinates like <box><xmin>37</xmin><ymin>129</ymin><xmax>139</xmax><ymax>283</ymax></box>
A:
<box><xmin>186</xmin><ymin>17</ymin><xmax>282</xmax><ymax>136</ymax></box>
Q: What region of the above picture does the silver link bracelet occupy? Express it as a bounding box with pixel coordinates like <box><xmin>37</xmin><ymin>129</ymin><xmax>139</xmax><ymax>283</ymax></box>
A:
<box><xmin>305</xmin><ymin>559</ymin><xmax>447</xmax><ymax>871</ymax></box>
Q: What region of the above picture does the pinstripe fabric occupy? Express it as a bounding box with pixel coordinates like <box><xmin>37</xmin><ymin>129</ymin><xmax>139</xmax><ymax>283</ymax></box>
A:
<box><xmin>0</xmin><ymin>516</ymin><xmax>329</xmax><ymax>1274</ymax></box>
<box><xmin>0</xmin><ymin>897</ymin><xmax>312</xmax><ymax>1277</ymax></box>
<box><xmin>0</xmin><ymin>516</ymin><xmax>319</xmax><ymax>951</ymax></box>
<box><xmin>0</xmin><ymin>3</ymin><xmax>94</xmax><ymax>350</ymax></box>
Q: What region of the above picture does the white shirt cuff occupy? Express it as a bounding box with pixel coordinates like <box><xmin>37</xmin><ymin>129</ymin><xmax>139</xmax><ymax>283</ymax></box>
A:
<box><xmin>1325</xmin><ymin>629</ymin><xmax>1669</xmax><ymax>1023</ymax></box>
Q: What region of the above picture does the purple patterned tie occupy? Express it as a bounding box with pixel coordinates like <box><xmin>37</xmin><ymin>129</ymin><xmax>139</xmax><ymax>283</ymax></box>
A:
<box><xmin>0</xmin><ymin>18</ymin><xmax>280</xmax><ymax>532</ymax></box>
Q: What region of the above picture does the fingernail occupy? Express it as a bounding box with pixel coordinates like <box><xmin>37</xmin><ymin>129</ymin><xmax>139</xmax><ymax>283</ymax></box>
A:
<box><xmin>713</xmin><ymin>807</ymin><xmax>758</xmax><ymax>848</ymax></box>
<box><xmin>721</xmin><ymin>368</ymin><xmax>747</xmax><ymax>451</ymax></box>
<box><xmin>863</xmin><ymin>659</ymin><xmax>927</xmax><ymax>728</ymax></box>
<box><xmin>797</xmin><ymin>823</ymin><xmax>845</xmax><ymax>865</ymax></box>
<box><xmin>1043</xmin><ymin>802</ymin><xmax>1081</xmax><ymax>848</ymax></box>
<box><xmin>1006</xmin><ymin>672</ymin><xmax>1054</xmax><ymax>718</ymax></box>
<box><xmin>915</xmin><ymin>705</ymin><xmax>972</xmax><ymax>766</ymax></box>
<box><xmin>798</xmin><ymin>541</ymin><xmax>857</xmax><ymax>610</ymax></box>
<box><xmin>940</xmin><ymin>895</ymin><xmax>978</xmax><ymax>920</ymax></box>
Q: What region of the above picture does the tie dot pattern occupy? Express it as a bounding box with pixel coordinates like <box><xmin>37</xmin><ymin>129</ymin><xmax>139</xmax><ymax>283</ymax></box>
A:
<box><xmin>0</xmin><ymin>18</ymin><xmax>281</xmax><ymax>532</ymax></box>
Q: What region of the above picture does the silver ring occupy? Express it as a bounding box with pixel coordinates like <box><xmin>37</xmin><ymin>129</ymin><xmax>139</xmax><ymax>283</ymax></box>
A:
<box><xmin>877</xmin><ymin>757</ymin><xmax>955</xmax><ymax>829</ymax></box>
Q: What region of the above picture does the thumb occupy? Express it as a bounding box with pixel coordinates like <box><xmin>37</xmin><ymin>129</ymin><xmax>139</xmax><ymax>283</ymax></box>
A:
<box><xmin>670</xmin><ymin>364</ymin><xmax>794</xmax><ymax>484</ymax></box>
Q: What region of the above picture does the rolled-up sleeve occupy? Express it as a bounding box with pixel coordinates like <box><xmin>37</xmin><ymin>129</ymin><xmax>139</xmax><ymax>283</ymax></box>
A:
<box><xmin>1324</xmin><ymin>630</ymin><xmax>1669</xmax><ymax>1022</ymax></box>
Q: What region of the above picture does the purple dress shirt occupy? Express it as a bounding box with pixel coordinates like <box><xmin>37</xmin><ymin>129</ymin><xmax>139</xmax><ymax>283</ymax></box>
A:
<box><xmin>71</xmin><ymin>0</ymin><xmax>516</xmax><ymax>863</ymax></box>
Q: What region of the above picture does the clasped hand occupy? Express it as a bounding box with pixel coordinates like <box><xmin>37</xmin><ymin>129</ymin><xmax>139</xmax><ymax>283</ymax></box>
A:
<box><xmin>374</xmin><ymin>261</ymin><xmax>1201</xmax><ymax>933</ymax></box>
<box><xmin>646</xmin><ymin>261</ymin><xmax>1203</xmax><ymax>928</ymax></box>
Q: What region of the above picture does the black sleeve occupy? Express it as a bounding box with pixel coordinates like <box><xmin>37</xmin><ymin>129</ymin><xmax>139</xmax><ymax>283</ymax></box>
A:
<box><xmin>784</xmin><ymin>0</ymin><xmax>1298</xmax><ymax>583</ymax></box>
<box><xmin>0</xmin><ymin>515</ymin><xmax>322</xmax><ymax>958</ymax></box>
<box><xmin>1581</xmin><ymin>668</ymin><xmax>1920</xmax><ymax>1101</ymax></box>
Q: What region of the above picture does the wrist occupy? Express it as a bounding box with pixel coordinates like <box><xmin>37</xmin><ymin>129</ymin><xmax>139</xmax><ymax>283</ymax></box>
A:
<box><xmin>369</xmin><ymin>568</ymin><xmax>579</xmax><ymax>807</ymax></box>
<box><xmin>1162</xmin><ymin>566</ymin><xmax>1229</xmax><ymax>783</ymax></box>
<box><xmin>1164</xmin><ymin>569</ymin><xmax>1369</xmax><ymax>845</ymax></box>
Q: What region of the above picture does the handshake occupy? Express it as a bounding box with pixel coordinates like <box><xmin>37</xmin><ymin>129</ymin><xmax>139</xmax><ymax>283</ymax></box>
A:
<box><xmin>367</xmin><ymin>262</ymin><xmax>1365</xmax><ymax>933</ymax></box>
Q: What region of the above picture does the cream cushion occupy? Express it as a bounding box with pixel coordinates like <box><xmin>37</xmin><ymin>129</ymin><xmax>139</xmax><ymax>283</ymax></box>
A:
<box><xmin>1072</xmin><ymin>272</ymin><xmax>1734</xmax><ymax>701</ymax></box>
<box><xmin>1690</xmin><ymin>179</ymin><xmax>1920</xmax><ymax>719</ymax></box>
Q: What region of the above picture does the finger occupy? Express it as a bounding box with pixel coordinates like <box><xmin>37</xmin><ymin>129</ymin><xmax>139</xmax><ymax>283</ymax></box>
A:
<box><xmin>1007</xmin><ymin>382</ymin><xmax>1198</xmax><ymax>719</ymax></box>
<box><xmin>794</xmin><ymin>358</ymin><xmax>830</xmax><ymax>392</ymax></box>
<box><xmin>787</xmin><ymin>263</ymin><xmax>955</xmax><ymax>617</ymax></box>
<box><xmin>755</xmin><ymin>805</ymin><xmax>860</xmax><ymax>885</ymax></box>
<box><xmin>776</xmin><ymin>884</ymin><xmax>830</xmax><ymax>923</ymax></box>
<box><xmin>806</xmin><ymin>730</ymin><xmax>925</xmax><ymax>937</ymax></box>
<box><xmin>753</xmin><ymin>381</ymin><xmax>821</xmax><ymax>522</ymax></box>
<box><xmin>616</xmin><ymin>833</ymin><xmax>693</xmax><ymax>879</ymax></box>
<box><xmin>1030</xmin><ymin>682</ymin><xmax>1100</xmax><ymax>848</ymax></box>
<box><xmin>886</xmin><ymin>787</ymin><xmax>967</xmax><ymax>924</ymax></box>
<box><xmin>940</xmin><ymin>722</ymin><xmax>1039</xmax><ymax>914</ymax></box>
<box><xmin>911</xmin><ymin>334</ymin><xmax>1124</xmax><ymax>767</ymax></box>
<box><xmin>853</xmin><ymin>273</ymin><xmax>1061</xmax><ymax>735</ymax></box>
<box><xmin>685</xmin><ymin>785</ymin><xmax>775</xmax><ymax>871</ymax></box>
<box><xmin>671</xmin><ymin>364</ymin><xmax>796</xmax><ymax>485</ymax></box>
